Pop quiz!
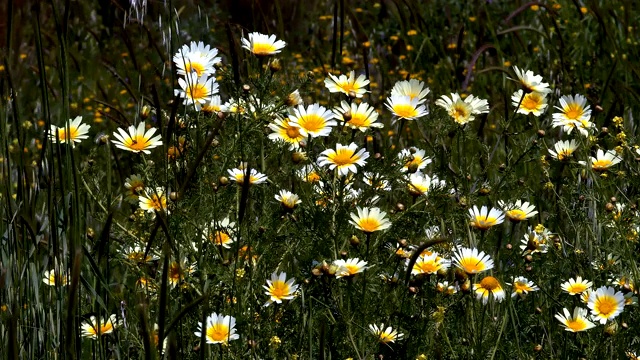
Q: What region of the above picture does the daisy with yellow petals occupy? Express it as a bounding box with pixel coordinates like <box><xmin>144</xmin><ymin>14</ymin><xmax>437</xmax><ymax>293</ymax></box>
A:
<box><xmin>268</xmin><ymin>116</ymin><xmax>306</xmax><ymax>150</ymax></box>
<box><xmin>324</xmin><ymin>70</ymin><xmax>370</xmax><ymax>98</ymax></box>
<box><xmin>139</xmin><ymin>187</ymin><xmax>168</xmax><ymax>213</ymax></box>
<box><xmin>580</xmin><ymin>149</ymin><xmax>622</xmax><ymax>171</ymax></box>
<box><xmin>288</xmin><ymin>103</ymin><xmax>336</xmax><ymax>138</ymax></box>
<box><xmin>263</xmin><ymin>272</ymin><xmax>299</xmax><ymax>306</ymax></box>
<box><xmin>42</xmin><ymin>269</ymin><xmax>69</xmax><ymax>286</ymax></box>
<box><xmin>508</xmin><ymin>276</ymin><xmax>539</xmax><ymax>298</ymax></box>
<box><xmin>411</xmin><ymin>252</ymin><xmax>450</xmax><ymax>275</ymax></box>
<box><xmin>398</xmin><ymin>148</ymin><xmax>432</xmax><ymax>173</ymax></box>
<box><xmin>555</xmin><ymin>307</ymin><xmax>596</xmax><ymax>332</ymax></box>
<box><xmin>385</xmin><ymin>95</ymin><xmax>428</xmax><ymax>121</ymax></box>
<box><xmin>468</xmin><ymin>205</ymin><xmax>504</xmax><ymax>230</ymax></box>
<box><xmin>332</xmin><ymin>101</ymin><xmax>382</xmax><ymax>132</ymax></box>
<box><xmin>497</xmin><ymin>200</ymin><xmax>538</xmax><ymax>222</ymax></box>
<box><xmin>173</xmin><ymin>41</ymin><xmax>220</xmax><ymax>77</ymax></box>
<box><xmin>511</xmin><ymin>66</ymin><xmax>551</xmax><ymax>94</ymax></box>
<box><xmin>548</xmin><ymin>139</ymin><xmax>578</xmax><ymax>161</ymax></box>
<box><xmin>473</xmin><ymin>276</ymin><xmax>506</xmax><ymax>304</ymax></box>
<box><xmin>552</xmin><ymin>94</ymin><xmax>593</xmax><ymax>137</ymax></box>
<box><xmin>435</xmin><ymin>93</ymin><xmax>489</xmax><ymax>125</ymax></box>
<box><xmin>588</xmin><ymin>286</ymin><xmax>625</xmax><ymax>324</ymax></box>
<box><xmin>317</xmin><ymin>142</ymin><xmax>369</xmax><ymax>176</ymax></box>
<box><xmin>368</xmin><ymin>324</ymin><xmax>404</xmax><ymax>344</ymax></box>
<box><xmin>407</xmin><ymin>172</ymin><xmax>445</xmax><ymax>197</ymax></box>
<box><xmin>48</xmin><ymin>116</ymin><xmax>91</xmax><ymax>147</ymax></box>
<box><xmin>202</xmin><ymin>217</ymin><xmax>236</xmax><ymax>249</ymax></box>
<box><xmin>195</xmin><ymin>313</ymin><xmax>239</xmax><ymax>344</ymax></box>
<box><xmin>452</xmin><ymin>247</ymin><xmax>494</xmax><ymax>274</ymax></box>
<box><xmin>275</xmin><ymin>190</ymin><xmax>302</xmax><ymax>210</ymax></box>
<box><xmin>175</xmin><ymin>73</ymin><xmax>219</xmax><ymax>111</ymax></box>
<box><xmin>242</xmin><ymin>32</ymin><xmax>286</xmax><ymax>56</ymax></box>
<box><xmin>333</xmin><ymin>258</ymin><xmax>368</xmax><ymax>278</ymax></box>
<box><xmin>511</xmin><ymin>90</ymin><xmax>548</xmax><ymax>116</ymax></box>
<box><xmin>81</xmin><ymin>315</ymin><xmax>119</xmax><ymax>339</ymax></box>
<box><xmin>349</xmin><ymin>207</ymin><xmax>391</xmax><ymax>233</ymax></box>
<box><xmin>561</xmin><ymin>276</ymin><xmax>593</xmax><ymax>295</ymax></box>
<box><xmin>390</xmin><ymin>79</ymin><xmax>430</xmax><ymax>103</ymax></box>
<box><xmin>112</xmin><ymin>122</ymin><xmax>163</xmax><ymax>154</ymax></box>
<box><xmin>227</xmin><ymin>167</ymin><xmax>268</xmax><ymax>185</ymax></box>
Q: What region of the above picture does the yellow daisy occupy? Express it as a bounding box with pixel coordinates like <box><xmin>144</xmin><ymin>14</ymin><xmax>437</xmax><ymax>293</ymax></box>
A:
<box><xmin>368</xmin><ymin>324</ymin><xmax>404</xmax><ymax>344</ymax></box>
<box><xmin>497</xmin><ymin>200</ymin><xmax>538</xmax><ymax>222</ymax></box>
<box><xmin>175</xmin><ymin>73</ymin><xmax>218</xmax><ymax>111</ymax></box>
<box><xmin>81</xmin><ymin>315</ymin><xmax>119</xmax><ymax>339</ymax></box>
<box><xmin>173</xmin><ymin>41</ymin><xmax>220</xmax><ymax>77</ymax></box>
<box><xmin>468</xmin><ymin>205</ymin><xmax>504</xmax><ymax>230</ymax></box>
<box><xmin>511</xmin><ymin>90</ymin><xmax>548</xmax><ymax>116</ymax></box>
<box><xmin>452</xmin><ymin>247</ymin><xmax>494</xmax><ymax>274</ymax></box>
<box><xmin>112</xmin><ymin>122</ymin><xmax>163</xmax><ymax>154</ymax></box>
<box><xmin>511</xmin><ymin>66</ymin><xmax>551</xmax><ymax>94</ymax></box>
<box><xmin>588</xmin><ymin>286</ymin><xmax>625</xmax><ymax>324</ymax></box>
<box><xmin>548</xmin><ymin>139</ymin><xmax>578</xmax><ymax>161</ymax></box>
<box><xmin>411</xmin><ymin>252</ymin><xmax>450</xmax><ymax>275</ymax></box>
<box><xmin>242</xmin><ymin>32</ymin><xmax>286</xmax><ymax>56</ymax></box>
<box><xmin>288</xmin><ymin>103</ymin><xmax>336</xmax><ymax>138</ymax></box>
<box><xmin>332</xmin><ymin>101</ymin><xmax>382</xmax><ymax>132</ymax></box>
<box><xmin>139</xmin><ymin>187</ymin><xmax>168</xmax><ymax>213</ymax></box>
<box><xmin>385</xmin><ymin>95</ymin><xmax>428</xmax><ymax>120</ymax></box>
<box><xmin>333</xmin><ymin>258</ymin><xmax>368</xmax><ymax>278</ymax></box>
<box><xmin>202</xmin><ymin>217</ymin><xmax>235</xmax><ymax>249</ymax></box>
<box><xmin>508</xmin><ymin>276</ymin><xmax>539</xmax><ymax>298</ymax></box>
<box><xmin>435</xmin><ymin>93</ymin><xmax>489</xmax><ymax>125</ymax></box>
<box><xmin>561</xmin><ymin>276</ymin><xmax>593</xmax><ymax>295</ymax></box>
<box><xmin>48</xmin><ymin>116</ymin><xmax>91</xmax><ymax>147</ymax></box>
<box><xmin>317</xmin><ymin>142</ymin><xmax>369</xmax><ymax>176</ymax></box>
<box><xmin>268</xmin><ymin>116</ymin><xmax>306</xmax><ymax>150</ymax></box>
<box><xmin>275</xmin><ymin>190</ymin><xmax>302</xmax><ymax>210</ymax></box>
<box><xmin>194</xmin><ymin>313</ymin><xmax>239</xmax><ymax>344</ymax></box>
<box><xmin>390</xmin><ymin>79</ymin><xmax>430</xmax><ymax>103</ymax></box>
<box><xmin>473</xmin><ymin>276</ymin><xmax>506</xmax><ymax>304</ymax></box>
<box><xmin>324</xmin><ymin>70</ymin><xmax>370</xmax><ymax>98</ymax></box>
<box><xmin>581</xmin><ymin>149</ymin><xmax>622</xmax><ymax>171</ymax></box>
<box><xmin>263</xmin><ymin>272</ymin><xmax>299</xmax><ymax>306</ymax></box>
<box><xmin>42</xmin><ymin>269</ymin><xmax>69</xmax><ymax>286</ymax></box>
<box><xmin>349</xmin><ymin>206</ymin><xmax>391</xmax><ymax>233</ymax></box>
<box><xmin>555</xmin><ymin>307</ymin><xmax>596</xmax><ymax>332</ymax></box>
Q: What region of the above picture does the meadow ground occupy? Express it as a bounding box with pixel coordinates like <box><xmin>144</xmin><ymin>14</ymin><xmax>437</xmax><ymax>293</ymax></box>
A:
<box><xmin>2</xmin><ymin>0</ymin><xmax>640</xmax><ymax>359</ymax></box>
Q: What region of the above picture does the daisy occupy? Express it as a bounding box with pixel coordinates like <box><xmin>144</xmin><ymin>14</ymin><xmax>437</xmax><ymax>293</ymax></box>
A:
<box><xmin>48</xmin><ymin>116</ymin><xmax>91</xmax><ymax>147</ymax></box>
<box><xmin>411</xmin><ymin>252</ymin><xmax>450</xmax><ymax>275</ymax></box>
<box><xmin>332</xmin><ymin>101</ymin><xmax>382</xmax><ymax>132</ymax></box>
<box><xmin>242</xmin><ymin>32</ymin><xmax>286</xmax><ymax>56</ymax></box>
<box><xmin>473</xmin><ymin>276</ymin><xmax>506</xmax><ymax>304</ymax></box>
<box><xmin>139</xmin><ymin>187</ymin><xmax>168</xmax><ymax>213</ymax></box>
<box><xmin>363</xmin><ymin>172</ymin><xmax>391</xmax><ymax>191</ymax></box>
<box><xmin>285</xmin><ymin>89</ymin><xmax>303</xmax><ymax>107</ymax></box>
<box><xmin>227</xmin><ymin>167</ymin><xmax>268</xmax><ymax>185</ymax></box>
<box><xmin>167</xmin><ymin>259</ymin><xmax>196</xmax><ymax>288</ymax></box>
<box><xmin>268</xmin><ymin>116</ymin><xmax>306</xmax><ymax>150</ymax></box>
<box><xmin>324</xmin><ymin>70</ymin><xmax>370</xmax><ymax>98</ymax></box>
<box><xmin>297</xmin><ymin>164</ymin><xmax>322</xmax><ymax>183</ymax></box>
<box><xmin>124</xmin><ymin>175</ymin><xmax>145</xmax><ymax>202</ymax></box>
<box><xmin>511</xmin><ymin>66</ymin><xmax>552</xmax><ymax>94</ymax></box>
<box><xmin>317</xmin><ymin>142</ymin><xmax>369</xmax><ymax>176</ymax></box>
<box><xmin>81</xmin><ymin>315</ymin><xmax>118</xmax><ymax>339</ymax></box>
<box><xmin>368</xmin><ymin>324</ymin><xmax>404</xmax><ymax>344</ymax></box>
<box><xmin>333</xmin><ymin>258</ymin><xmax>368</xmax><ymax>278</ymax></box>
<box><xmin>508</xmin><ymin>276</ymin><xmax>539</xmax><ymax>298</ymax></box>
<box><xmin>390</xmin><ymin>79</ymin><xmax>430</xmax><ymax>103</ymax></box>
<box><xmin>548</xmin><ymin>139</ymin><xmax>578</xmax><ymax>161</ymax></box>
<box><xmin>275</xmin><ymin>189</ymin><xmax>302</xmax><ymax>210</ymax></box>
<box><xmin>123</xmin><ymin>245</ymin><xmax>158</xmax><ymax>263</ymax></box>
<box><xmin>288</xmin><ymin>103</ymin><xmax>336</xmax><ymax>138</ymax></box>
<box><xmin>581</xmin><ymin>149</ymin><xmax>622</xmax><ymax>171</ymax></box>
<box><xmin>435</xmin><ymin>93</ymin><xmax>489</xmax><ymax>125</ymax></box>
<box><xmin>349</xmin><ymin>207</ymin><xmax>391</xmax><ymax>233</ymax></box>
<box><xmin>222</xmin><ymin>98</ymin><xmax>246</xmax><ymax>114</ymax></box>
<box><xmin>511</xmin><ymin>90</ymin><xmax>548</xmax><ymax>116</ymax></box>
<box><xmin>561</xmin><ymin>276</ymin><xmax>593</xmax><ymax>295</ymax></box>
<box><xmin>497</xmin><ymin>200</ymin><xmax>538</xmax><ymax>222</ymax></box>
<box><xmin>202</xmin><ymin>217</ymin><xmax>236</xmax><ymax>249</ymax></box>
<box><xmin>588</xmin><ymin>286</ymin><xmax>625</xmax><ymax>324</ymax></box>
<box><xmin>202</xmin><ymin>95</ymin><xmax>224</xmax><ymax>114</ymax></box>
<box><xmin>452</xmin><ymin>247</ymin><xmax>494</xmax><ymax>274</ymax></box>
<box><xmin>398</xmin><ymin>148</ymin><xmax>432</xmax><ymax>173</ymax></box>
<box><xmin>407</xmin><ymin>172</ymin><xmax>445</xmax><ymax>197</ymax></box>
<box><xmin>468</xmin><ymin>205</ymin><xmax>504</xmax><ymax>230</ymax></box>
<box><xmin>175</xmin><ymin>73</ymin><xmax>218</xmax><ymax>111</ymax></box>
<box><xmin>553</xmin><ymin>94</ymin><xmax>591</xmax><ymax>127</ymax></box>
<box><xmin>385</xmin><ymin>95</ymin><xmax>428</xmax><ymax>121</ymax></box>
<box><xmin>112</xmin><ymin>122</ymin><xmax>163</xmax><ymax>154</ymax></box>
<box><xmin>520</xmin><ymin>231</ymin><xmax>550</xmax><ymax>255</ymax></box>
<box><xmin>437</xmin><ymin>281</ymin><xmax>459</xmax><ymax>295</ymax></box>
<box><xmin>555</xmin><ymin>307</ymin><xmax>596</xmax><ymax>332</ymax></box>
<box><xmin>194</xmin><ymin>313</ymin><xmax>239</xmax><ymax>344</ymax></box>
<box><xmin>42</xmin><ymin>269</ymin><xmax>69</xmax><ymax>286</ymax></box>
<box><xmin>263</xmin><ymin>272</ymin><xmax>299</xmax><ymax>306</ymax></box>
<box><xmin>173</xmin><ymin>41</ymin><xmax>221</xmax><ymax>77</ymax></box>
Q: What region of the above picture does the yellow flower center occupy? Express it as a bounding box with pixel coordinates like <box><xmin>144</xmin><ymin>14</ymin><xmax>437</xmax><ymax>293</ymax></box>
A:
<box><xmin>415</xmin><ymin>261</ymin><xmax>439</xmax><ymax>274</ymax></box>
<box><xmin>557</xmin><ymin>150</ymin><xmax>571</xmax><ymax>160</ymax></box>
<box><xmin>185</xmin><ymin>62</ymin><xmax>205</xmax><ymax>76</ymax></box>
<box><xmin>460</xmin><ymin>257</ymin><xmax>485</xmax><ymax>273</ymax></box>
<box><xmin>329</xmin><ymin>148</ymin><xmax>357</xmax><ymax>166</ymax></box>
<box><xmin>212</xmin><ymin>231</ymin><xmax>231</xmax><ymax>246</ymax></box>
<box><xmin>592</xmin><ymin>159</ymin><xmax>612</xmax><ymax>170</ymax></box>
<box><xmin>252</xmin><ymin>42</ymin><xmax>277</xmax><ymax>55</ymax></box>
<box><xmin>169</xmin><ymin>262</ymin><xmax>183</xmax><ymax>282</ymax></box>
<box><xmin>125</xmin><ymin>134</ymin><xmax>151</xmax><ymax>151</ymax></box>
<box><xmin>506</xmin><ymin>209</ymin><xmax>526</xmax><ymax>221</ymax></box>
<box><xmin>596</xmin><ymin>296</ymin><xmax>617</xmax><ymax>316</ymax></box>
<box><xmin>521</xmin><ymin>93</ymin><xmax>542</xmax><ymax>111</ymax></box>
<box><xmin>306</xmin><ymin>172</ymin><xmax>320</xmax><ymax>182</ymax></box>
<box><xmin>409</xmin><ymin>183</ymin><xmax>428</xmax><ymax>196</ymax></box>
<box><xmin>128</xmin><ymin>251</ymin><xmax>151</xmax><ymax>263</ymax></box>
<box><xmin>269</xmin><ymin>280</ymin><xmax>289</xmax><ymax>299</ymax></box>
<box><xmin>568</xmin><ymin>283</ymin><xmax>587</xmax><ymax>294</ymax></box>
<box><xmin>286</xmin><ymin>126</ymin><xmax>301</xmax><ymax>139</ymax></box>
<box><xmin>344</xmin><ymin>264</ymin><xmax>361</xmax><ymax>275</ymax></box>
<box><xmin>392</xmin><ymin>103</ymin><xmax>418</xmax><ymax>119</ymax></box>
<box><xmin>451</xmin><ymin>104</ymin><xmax>471</xmax><ymax>123</ymax></box>
<box><xmin>337</xmin><ymin>81</ymin><xmax>356</xmax><ymax>93</ymax></box>
<box><xmin>565</xmin><ymin>105</ymin><xmax>583</xmax><ymax>120</ymax></box>
<box><xmin>58</xmin><ymin>126</ymin><xmax>78</xmax><ymax>141</ymax></box>
<box><xmin>480</xmin><ymin>276</ymin><xmax>500</xmax><ymax>290</ymax></box>
<box><xmin>379</xmin><ymin>332</ymin><xmax>394</xmax><ymax>343</ymax></box>
<box><xmin>472</xmin><ymin>216</ymin><xmax>497</xmax><ymax>229</ymax></box>
<box><xmin>188</xmin><ymin>83</ymin><xmax>209</xmax><ymax>101</ymax></box>
<box><xmin>357</xmin><ymin>218</ymin><xmax>381</xmax><ymax>233</ymax></box>
<box><xmin>566</xmin><ymin>318</ymin><xmax>588</xmax><ymax>332</ymax></box>
<box><xmin>514</xmin><ymin>282</ymin><xmax>530</xmax><ymax>292</ymax></box>
<box><xmin>298</xmin><ymin>114</ymin><xmax>326</xmax><ymax>133</ymax></box>
<box><xmin>206</xmin><ymin>323</ymin><xmax>230</xmax><ymax>343</ymax></box>
<box><xmin>348</xmin><ymin>113</ymin><xmax>369</xmax><ymax>127</ymax></box>
<box><xmin>149</xmin><ymin>194</ymin><xmax>166</xmax><ymax>211</ymax></box>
